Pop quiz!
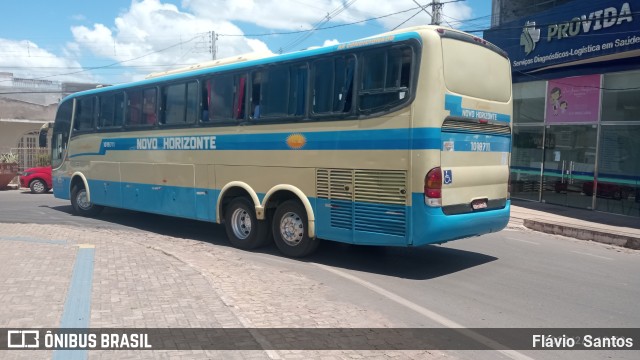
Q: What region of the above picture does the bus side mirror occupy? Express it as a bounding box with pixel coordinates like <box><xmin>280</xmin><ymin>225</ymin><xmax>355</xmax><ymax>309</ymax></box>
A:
<box><xmin>39</xmin><ymin>128</ymin><xmax>48</xmax><ymax>148</ymax></box>
<box><xmin>39</xmin><ymin>122</ymin><xmax>51</xmax><ymax>148</ymax></box>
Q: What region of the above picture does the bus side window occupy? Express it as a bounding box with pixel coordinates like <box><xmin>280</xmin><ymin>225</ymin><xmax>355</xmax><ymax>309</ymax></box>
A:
<box><xmin>341</xmin><ymin>57</ymin><xmax>355</xmax><ymax>113</ymax></box>
<box><xmin>114</xmin><ymin>92</ymin><xmax>125</xmax><ymax>127</ymax></box>
<box><xmin>202</xmin><ymin>80</ymin><xmax>211</xmax><ymax>122</ymax></box>
<box><xmin>99</xmin><ymin>94</ymin><xmax>115</xmax><ymax>128</ymax></box>
<box><xmin>260</xmin><ymin>66</ymin><xmax>289</xmax><ymax>118</ymax></box>
<box><xmin>74</xmin><ymin>96</ymin><xmax>96</xmax><ymax>132</ymax></box>
<box><xmin>143</xmin><ymin>88</ymin><xmax>157</xmax><ymax>125</ymax></box>
<box><xmin>358</xmin><ymin>45</ymin><xmax>413</xmax><ymax>113</ymax></box>
<box><xmin>98</xmin><ymin>93</ymin><xmax>125</xmax><ymax>128</ymax></box>
<box><xmin>162</xmin><ymin>83</ymin><xmax>185</xmax><ymax>125</ymax></box>
<box><xmin>161</xmin><ymin>81</ymin><xmax>197</xmax><ymax>125</ymax></box>
<box><xmin>251</xmin><ymin>71</ymin><xmax>262</xmax><ymax>119</ymax></box>
<box><xmin>206</xmin><ymin>75</ymin><xmax>237</xmax><ymax>123</ymax></box>
<box><xmin>290</xmin><ymin>65</ymin><xmax>307</xmax><ymax>116</ymax></box>
<box><xmin>186</xmin><ymin>82</ymin><xmax>198</xmax><ymax>124</ymax></box>
<box><xmin>313</xmin><ymin>59</ymin><xmax>333</xmax><ymax>114</ymax></box>
<box><xmin>312</xmin><ymin>56</ymin><xmax>354</xmax><ymax>116</ymax></box>
<box><xmin>126</xmin><ymin>90</ymin><xmax>143</xmax><ymax>126</ymax></box>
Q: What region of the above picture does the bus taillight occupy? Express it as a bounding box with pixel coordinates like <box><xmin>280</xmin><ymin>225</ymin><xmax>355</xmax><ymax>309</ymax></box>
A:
<box><xmin>424</xmin><ymin>167</ymin><xmax>442</xmax><ymax>206</ymax></box>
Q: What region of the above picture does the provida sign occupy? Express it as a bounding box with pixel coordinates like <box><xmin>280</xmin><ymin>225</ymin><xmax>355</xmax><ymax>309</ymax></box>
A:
<box><xmin>484</xmin><ymin>0</ymin><xmax>640</xmax><ymax>72</ymax></box>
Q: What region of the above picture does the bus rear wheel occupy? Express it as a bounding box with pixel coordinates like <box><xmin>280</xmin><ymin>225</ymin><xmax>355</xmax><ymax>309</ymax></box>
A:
<box><xmin>71</xmin><ymin>185</ymin><xmax>104</xmax><ymax>217</ymax></box>
<box><xmin>272</xmin><ymin>200</ymin><xmax>319</xmax><ymax>258</ymax></box>
<box><xmin>224</xmin><ymin>197</ymin><xmax>270</xmax><ymax>250</ymax></box>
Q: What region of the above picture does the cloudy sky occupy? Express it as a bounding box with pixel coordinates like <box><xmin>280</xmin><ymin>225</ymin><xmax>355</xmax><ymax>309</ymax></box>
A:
<box><xmin>0</xmin><ymin>0</ymin><xmax>491</xmax><ymax>85</ymax></box>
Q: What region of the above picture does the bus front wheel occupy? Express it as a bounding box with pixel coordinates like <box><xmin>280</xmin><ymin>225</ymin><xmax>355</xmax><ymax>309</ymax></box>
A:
<box><xmin>272</xmin><ymin>200</ymin><xmax>319</xmax><ymax>257</ymax></box>
<box><xmin>224</xmin><ymin>197</ymin><xmax>270</xmax><ymax>250</ymax></box>
<box><xmin>71</xmin><ymin>185</ymin><xmax>104</xmax><ymax>217</ymax></box>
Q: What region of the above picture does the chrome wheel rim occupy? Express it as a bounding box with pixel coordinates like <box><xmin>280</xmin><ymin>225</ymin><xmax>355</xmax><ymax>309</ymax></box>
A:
<box><xmin>32</xmin><ymin>181</ymin><xmax>45</xmax><ymax>193</ymax></box>
<box><xmin>279</xmin><ymin>211</ymin><xmax>304</xmax><ymax>247</ymax></box>
<box><xmin>76</xmin><ymin>189</ymin><xmax>92</xmax><ymax>210</ymax></box>
<box><xmin>230</xmin><ymin>207</ymin><xmax>252</xmax><ymax>240</ymax></box>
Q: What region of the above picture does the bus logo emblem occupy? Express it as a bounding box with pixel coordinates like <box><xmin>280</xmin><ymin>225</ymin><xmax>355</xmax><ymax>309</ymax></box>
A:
<box><xmin>443</xmin><ymin>170</ymin><xmax>453</xmax><ymax>185</ymax></box>
<box><xmin>286</xmin><ymin>133</ymin><xmax>307</xmax><ymax>149</ymax></box>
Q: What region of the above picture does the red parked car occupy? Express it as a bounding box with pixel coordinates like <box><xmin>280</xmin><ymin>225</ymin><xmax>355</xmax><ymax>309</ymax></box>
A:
<box><xmin>20</xmin><ymin>166</ymin><xmax>52</xmax><ymax>194</ymax></box>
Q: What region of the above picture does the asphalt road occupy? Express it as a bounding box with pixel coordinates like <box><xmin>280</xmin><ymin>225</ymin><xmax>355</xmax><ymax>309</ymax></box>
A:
<box><xmin>1</xmin><ymin>189</ymin><xmax>639</xmax><ymax>360</ymax></box>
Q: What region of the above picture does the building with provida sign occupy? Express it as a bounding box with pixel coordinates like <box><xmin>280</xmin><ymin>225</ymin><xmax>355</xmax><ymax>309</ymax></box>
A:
<box><xmin>485</xmin><ymin>0</ymin><xmax>640</xmax><ymax>217</ymax></box>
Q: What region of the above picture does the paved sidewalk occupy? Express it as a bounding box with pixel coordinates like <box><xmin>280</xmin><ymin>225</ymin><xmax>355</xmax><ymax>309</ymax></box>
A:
<box><xmin>0</xmin><ymin>223</ymin><xmax>445</xmax><ymax>360</ymax></box>
<box><xmin>509</xmin><ymin>199</ymin><xmax>640</xmax><ymax>250</ymax></box>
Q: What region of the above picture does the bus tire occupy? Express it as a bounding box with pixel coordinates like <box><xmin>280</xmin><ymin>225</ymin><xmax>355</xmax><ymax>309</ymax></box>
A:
<box><xmin>272</xmin><ymin>200</ymin><xmax>319</xmax><ymax>258</ymax></box>
<box><xmin>224</xmin><ymin>197</ymin><xmax>270</xmax><ymax>250</ymax></box>
<box><xmin>71</xmin><ymin>185</ymin><xmax>104</xmax><ymax>217</ymax></box>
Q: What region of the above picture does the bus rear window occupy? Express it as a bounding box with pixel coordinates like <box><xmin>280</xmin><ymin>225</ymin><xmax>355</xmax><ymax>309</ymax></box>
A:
<box><xmin>441</xmin><ymin>38</ymin><xmax>511</xmax><ymax>102</ymax></box>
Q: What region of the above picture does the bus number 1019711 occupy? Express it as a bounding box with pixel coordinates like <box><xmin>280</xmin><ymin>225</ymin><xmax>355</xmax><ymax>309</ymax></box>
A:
<box><xmin>470</xmin><ymin>142</ymin><xmax>491</xmax><ymax>152</ymax></box>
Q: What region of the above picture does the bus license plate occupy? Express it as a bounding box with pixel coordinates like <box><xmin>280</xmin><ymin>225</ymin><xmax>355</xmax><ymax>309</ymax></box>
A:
<box><xmin>472</xmin><ymin>199</ymin><xmax>488</xmax><ymax>210</ymax></box>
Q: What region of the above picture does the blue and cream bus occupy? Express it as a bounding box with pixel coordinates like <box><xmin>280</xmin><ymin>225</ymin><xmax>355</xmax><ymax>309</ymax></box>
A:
<box><xmin>50</xmin><ymin>25</ymin><xmax>512</xmax><ymax>257</ymax></box>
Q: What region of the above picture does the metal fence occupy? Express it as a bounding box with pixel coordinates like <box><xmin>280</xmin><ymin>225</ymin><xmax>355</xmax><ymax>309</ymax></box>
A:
<box><xmin>10</xmin><ymin>147</ymin><xmax>49</xmax><ymax>173</ymax></box>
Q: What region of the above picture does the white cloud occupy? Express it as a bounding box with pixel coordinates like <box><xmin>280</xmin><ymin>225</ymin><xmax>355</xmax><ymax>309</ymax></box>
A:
<box><xmin>307</xmin><ymin>39</ymin><xmax>340</xmax><ymax>50</ymax></box>
<box><xmin>71</xmin><ymin>14</ymin><xmax>87</xmax><ymax>22</ymax></box>
<box><xmin>70</xmin><ymin>0</ymin><xmax>272</xmax><ymax>82</ymax></box>
<box><xmin>0</xmin><ymin>38</ymin><xmax>93</xmax><ymax>83</ymax></box>
<box><xmin>322</xmin><ymin>39</ymin><xmax>340</xmax><ymax>47</ymax></box>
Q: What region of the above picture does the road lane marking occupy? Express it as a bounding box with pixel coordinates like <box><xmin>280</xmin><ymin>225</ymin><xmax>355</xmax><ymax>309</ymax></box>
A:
<box><xmin>506</xmin><ymin>237</ymin><xmax>539</xmax><ymax>245</ymax></box>
<box><xmin>52</xmin><ymin>244</ymin><xmax>95</xmax><ymax>360</ymax></box>
<box><xmin>571</xmin><ymin>251</ymin><xmax>613</xmax><ymax>261</ymax></box>
<box><xmin>314</xmin><ymin>263</ymin><xmax>534</xmax><ymax>360</ymax></box>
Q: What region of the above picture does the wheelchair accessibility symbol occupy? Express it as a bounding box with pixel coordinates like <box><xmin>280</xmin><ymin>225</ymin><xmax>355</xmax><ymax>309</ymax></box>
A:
<box><xmin>443</xmin><ymin>170</ymin><xmax>453</xmax><ymax>185</ymax></box>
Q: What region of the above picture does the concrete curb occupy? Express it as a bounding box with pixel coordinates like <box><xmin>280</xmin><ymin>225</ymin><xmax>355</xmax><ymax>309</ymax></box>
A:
<box><xmin>523</xmin><ymin>218</ymin><xmax>640</xmax><ymax>250</ymax></box>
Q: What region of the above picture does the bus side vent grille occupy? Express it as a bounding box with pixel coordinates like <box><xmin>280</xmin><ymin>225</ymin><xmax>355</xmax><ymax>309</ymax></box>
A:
<box><xmin>354</xmin><ymin>170</ymin><xmax>407</xmax><ymax>205</ymax></box>
<box><xmin>318</xmin><ymin>169</ymin><xmax>407</xmax><ymax>237</ymax></box>
<box><xmin>354</xmin><ymin>202</ymin><xmax>406</xmax><ymax>236</ymax></box>
<box><xmin>317</xmin><ymin>169</ymin><xmax>354</xmax><ymax>230</ymax></box>
<box><xmin>443</xmin><ymin>119</ymin><xmax>511</xmax><ymax>136</ymax></box>
<box><xmin>354</xmin><ymin>170</ymin><xmax>407</xmax><ymax>236</ymax></box>
<box><xmin>316</xmin><ymin>169</ymin><xmax>353</xmax><ymax>200</ymax></box>
<box><xmin>329</xmin><ymin>199</ymin><xmax>353</xmax><ymax>230</ymax></box>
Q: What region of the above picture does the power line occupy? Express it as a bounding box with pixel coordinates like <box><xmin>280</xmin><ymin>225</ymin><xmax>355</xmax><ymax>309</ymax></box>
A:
<box><xmin>392</xmin><ymin>9</ymin><xmax>424</xmax><ymax>31</ymax></box>
<box><xmin>0</xmin><ymin>33</ymin><xmax>205</xmax><ymax>84</ymax></box>
<box><xmin>217</xmin><ymin>6</ymin><xmax>424</xmax><ymax>37</ymax></box>
<box><xmin>279</xmin><ymin>0</ymin><xmax>359</xmax><ymax>53</ymax></box>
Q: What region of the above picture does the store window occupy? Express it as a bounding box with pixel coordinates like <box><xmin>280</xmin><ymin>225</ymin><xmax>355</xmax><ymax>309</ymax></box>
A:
<box><xmin>513</xmin><ymin>81</ymin><xmax>545</xmax><ymax>123</ymax></box>
<box><xmin>596</xmin><ymin>125</ymin><xmax>640</xmax><ymax>217</ymax></box>
<box><xmin>602</xmin><ymin>70</ymin><xmax>640</xmax><ymax>122</ymax></box>
<box><xmin>510</xmin><ymin>125</ymin><xmax>544</xmax><ymax>201</ymax></box>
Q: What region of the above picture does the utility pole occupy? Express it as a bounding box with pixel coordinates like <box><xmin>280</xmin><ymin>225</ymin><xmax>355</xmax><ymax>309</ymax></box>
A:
<box><xmin>210</xmin><ymin>31</ymin><xmax>217</xmax><ymax>60</ymax></box>
<box><xmin>430</xmin><ymin>0</ymin><xmax>443</xmax><ymax>25</ymax></box>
